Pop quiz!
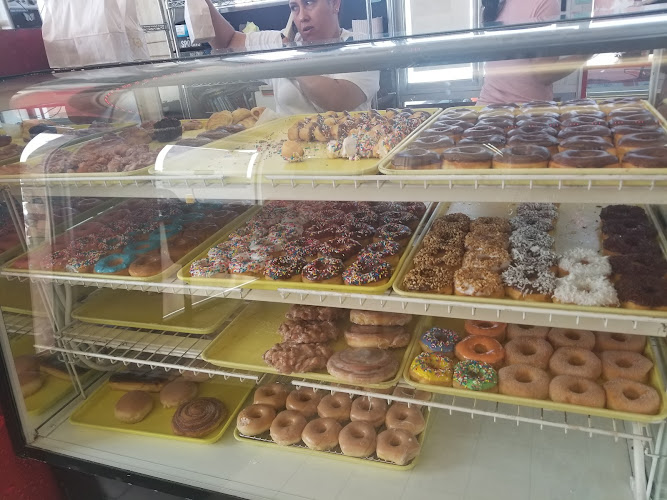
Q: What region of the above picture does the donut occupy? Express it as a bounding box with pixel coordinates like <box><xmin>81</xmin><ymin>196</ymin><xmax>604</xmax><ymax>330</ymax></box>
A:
<box><xmin>439</xmin><ymin>108</ymin><xmax>478</xmax><ymax>122</ymax></box>
<box><xmin>453</xmin><ymin>268</ymin><xmax>504</xmax><ymax>298</ymax></box>
<box><xmin>301</xmin><ymin>257</ymin><xmax>344</xmax><ymax>284</ymax></box>
<box><xmin>548</xmin><ymin>347</ymin><xmax>602</xmax><ymax>380</ymax></box>
<box><xmin>600</xmin><ymin>350</ymin><xmax>653</xmax><ymax>383</ymax></box>
<box><xmin>464</xmin><ymin>320</ymin><xmax>507</xmax><ymax>342</ymax></box>
<box><xmin>359</xmin><ymin>240</ymin><xmax>402</xmax><ymax>267</ymax></box>
<box><xmin>419</xmin><ymin>327</ymin><xmax>461</xmax><ymax>356</ymax></box>
<box><xmin>599</xmin><ymin>204</ymin><xmax>648</xmax><ymax>221</ymax></box>
<box><xmin>603</xmin><ymin>378</ymin><xmax>660</xmax><ymax>414</ymax></box>
<box><xmin>561</xmin><ymin>115</ymin><xmax>607</xmax><ymax>127</ymax></box>
<box><xmin>476</xmin><ymin>116</ymin><xmax>515</xmax><ymax>132</ymax></box>
<box><xmin>558</xmin><ymin>125</ymin><xmax>612</xmax><ymax>142</ymax></box>
<box><xmin>350</xmin><ymin>397</ymin><xmax>388</xmax><ymax>427</ymax></box>
<box><xmin>285</xmin><ymin>388</ymin><xmax>322</xmax><ymax>418</ymax></box>
<box><xmin>609</xmin><ymin>254</ymin><xmax>667</xmax><ymax>280</ymax></box>
<box><xmin>595</xmin><ymin>332</ymin><xmax>646</xmax><ymax>353</ymax></box>
<box><xmin>498</xmin><ymin>364</ymin><xmax>550</xmax><ymax>399</ymax></box>
<box><xmin>317</xmin><ymin>393</ymin><xmax>352</xmax><ymax>421</ymax></box>
<box><xmin>301</xmin><ymin>417</ymin><xmax>342</xmax><ymax>451</ymax></box>
<box><xmin>464</xmin><ymin>232</ymin><xmax>509</xmax><ymax>252</ymax></box>
<box><xmin>492</xmin><ymin>145</ymin><xmax>550</xmax><ymax>169</ymax></box>
<box><xmin>342</xmin><ymin>255</ymin><xmax>391</xmax><ymax>286</ymax></box>
<box><xmin>608</xmin><ymin>114</ymin><xmax>658</xmax><ymax>128</ymax></box>
<box><xmin>264</xmin><ymin>256</ymin><xmax>306</xmax><ymax>281</ymax></box>
<box><xmin>547</xmin><ymin>328</ymin><xmax>595</xmax><ymax>350</ymax></box>
<box><xmin>336</xmin><ymin>223</ymin><xmax>376</xmax><ymax>245</ymax></box>
<box><xmin>349</xmin><ymin>310</ymin><xmax>412</xmax><ymax>326</ymax></box>
<box><xmin>601</xmin><ymin>218</ymin><xmax>657</xmax><ymax>241</ymax></box>
<box><xmin>380</xmin><ymin>211</ymin><xmax>419</xmax><ymax>231</ymax></box>
<box><xmin>458</xmin><ymin>134</ymin><xmax>506</xmax><ymax>149</ymax></box>
<box><xmin>550</xmin><ymin>150</ymin><xmax>619</xmax><ymax>169</ymax></box>
<box><xmin>461</xmin><ymin>248</ymin><xmax>511</xmax><ymax>273</ymax></box>
<box><xmin>558</xmin><ymin>135</ymin><xmax>616</xmax><ymax>155</ymax></box>
<box><xmin>303</xmin><ymin>222</ymin><xmax>338</xmax><ymax>241</ymax></box>
<box><xmin>402</xmin><ymin>266</ymin><xmax>455</xmax><ymax>294</ymax></box>
<box><xmin>385</xmin><ymin>403</ymin><xmax>425</xmax><ymax>435</ymax></box>
<box><xmin>236</xmin><ymin>404</ymin><xmax>276</xmax><ymax>436</ymax></box>
<box><xmin>124</xmin><ymin>240</ymin><xmax>160</xmax><ymax>256</ymax></box>
<box><xmin>549</xmin><ymin>375</ymin><xmax>606</xmax><ymax>408</ymax></box>
<box><xmin>455</xmin><ymin>335</ymin><xmax>505</xmax><ymax>369</ymax></box>
<box><xmin>391</xmin><ymin>148</ymin><xmax>441</xmax><ymax>170</ymax></box>
<box><xmin>253</xmin><ymin>383</ymin><xmax>289</xmax><ymax>410</ymax></box>
<box><xmin>409</xmin><ymin>352</ymin><xmax>454</xmax><ymax>386</ymax></box>
<box><xmin>453</xmin><ymin>360</ymin><xmax>498</xmax><ymax>392</ymax></box>
<box><xmin>507</xmin><ymin>134</ymin><xmax>559</xmax><ymax>154</ymax></box>
<box><xmin>338</xmin><ymin>421</ymin><xmax>377</xmax><ymax>457</ymax></box>
<box><xmin>434</xmin><ymin>118</ymin><xmax>475</xmax><ymax>130</ymax></box>
<box><xmin>517</xmin><ymin>111</ymin><xmax>560</xmax><ymax>121</ymax></box>
<box><xmin>507</xmin><ymin>324</ymin><xmax>549</xmax><ymax>340</ymax></box>
<box><xmin>612</xmin><ymin>125</ymin><xmax>664</xmax><ymax>142</ymax></box>
<box><xmin>392</xmin><ymin>386</ymin><xmax>432</xmax><ymax>406</ymax></box>
<box><xmin>270</xmin><ymin>410</ymin><xmax>307</xmax><ymax>445</ymax></box>
<box><xmin>617</xmin><ymin>276</ymin><xmax>667</xmax><ymax>311</ymax></box>
<box><xmin>128</xmin><ymin>253</ymin><xmax>163</xmax><ymax>278</ymax></box>
<box><xmin>281</xmin><ymin>140</ymin><xmax>304</xmax><ymax>162</ymax></box>
<box><xmin>148</xmin><ymin>223</ymin><xmax>182</xmax><ymax>242</ymax></box>
<box><xmin>346</xmin><ymin>210</ymin><xmax>379</xmax><ymax>228</ymax></box>
<box><xmin>510</xmin><ymin>213</ymin><xmax>554</xmax><ymax>233</ymax></box>
<box><xmin>412</xmin><ymin>134</ymin><xmax>456</xmax><ymax>152</ymax></box>
<box><xmin>93</xmin><ymin>253</ymin><xmax>133</xmax><ymax>275</ymax></box>
<box><xmin>441</xmin><ymin>146</ymin><xmax>493</xmax><ymax>169</ymax></box>
<box><xmin>375</xmin><ymin>223</ymin><xmax>412</xmax><ymax>246</ymax></box>
<box><xmin>557</xmin><ymin>248</ymin><xmax>611</xmax><ymax>277</ymax></box>
<box><xmin>552</xmin><ymin>274</ymin><xmax>619</xmax><ymax>307</ymax></box>
<box><xmin>376</xmin><ymin>428</ymin><xmax>421</xmax><ymax>465</ymax></box>
<box><xmin>560</xmin><ymin>109</ymin><xmax>606</xmax><ymax>121</ymax></box>
<box><xmin>470</xmin><ymin>216</ymin><xmax>511</xmax><ymax>234</ymax></box>
<box><xmin>617</xmin><ymin>132</ymin><xmax>667</xmax><ymax>158</ymax></box>
<box><xmin>504</xmin><ymin>337</ymin><xmax>553</xmax><ymax>370</ymax></box>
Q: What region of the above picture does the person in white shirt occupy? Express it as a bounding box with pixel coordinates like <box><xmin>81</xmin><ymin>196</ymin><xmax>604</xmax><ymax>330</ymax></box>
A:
<box><xmin>204</xmin><ymin>0</ymin><xmax>379</xmax><ymax>115</ymax></box>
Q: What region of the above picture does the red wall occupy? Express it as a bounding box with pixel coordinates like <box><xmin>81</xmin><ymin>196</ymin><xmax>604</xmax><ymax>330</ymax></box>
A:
<box><xmin>0</xmin><ymin>29</ymin><xmax>50</xmax><ymax>77</ymax></box>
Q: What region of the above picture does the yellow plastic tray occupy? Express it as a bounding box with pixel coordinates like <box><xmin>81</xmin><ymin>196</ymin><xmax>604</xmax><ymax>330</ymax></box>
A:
<box><xmin>202</xmin><ymin>302</ymin><xmax>424</xmax><ymax>389</ymax></box>
<box><xmin>152</xmin><ymin>109</ymin><xmax>442</xmax><ymax>179</ymax></box>
<box><xmin>72</xmin><ymin>289</ymin><xmax>241</xmax><ymax>335</ymax></box>
<box><xmin>403</xmin><ymin>316</ymin><xmax>667</xmax><ymax>423</ymax></box>
<box><xmin>392</xmin><ymin>202</ymin><xmax>667</xmax><ymax>319</ymax></box>
<box><xmin>234</xmin><ymin>390</ymin><xmax>431</xmax><ymax>470</ymax></box>
<box><xmin>0</xmin><ymin>279</ymin><xmax>33</xmax><ymax>315</ymax></box>
<box><xmin>177</xmin><ymin>205</ymin><xmax>430</xmax><ymax>295</ymax></box>
<box><xmin>69</xmin><ymin>378</ymin><xmax>254</xmax><ymax>444</ymax></box>
<box><xmin>3</xmin><ymin>204</ymin><xmax>259</xmax><ymax>283</ymax></box>
<box><xmin>378</xmin><ymin>101</ymin><xmax>667</xmax><ymax>185</ymax></box>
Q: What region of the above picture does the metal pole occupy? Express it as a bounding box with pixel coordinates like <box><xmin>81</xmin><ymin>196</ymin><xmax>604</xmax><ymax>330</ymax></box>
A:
<box><xmin>648</xmin><ymin>49</ymin><xmax>664</xmax><ymax>106</ymax></box>
<box><xmin>159</xmin><ymin>0</ymin><xmax>180</xmax><ymax>59</ymax></box>
<box><xmin>365</xmin><ymin>0</ymin><xmax>373</xmax><ymax>40</ymax></box>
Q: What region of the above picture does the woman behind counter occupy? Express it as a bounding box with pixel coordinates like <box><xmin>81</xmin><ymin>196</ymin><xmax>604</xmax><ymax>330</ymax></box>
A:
<box><xmin>204</xmin><ymin>0</ymin><xmax>380</xmax><ymax>115</ymax></box>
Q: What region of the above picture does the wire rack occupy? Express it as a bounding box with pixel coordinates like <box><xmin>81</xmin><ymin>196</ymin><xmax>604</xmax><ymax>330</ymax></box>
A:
<box><xmin>4</xmin><ymin>312</ymin><xmax>35</xmax><ymax>341</ymax></box>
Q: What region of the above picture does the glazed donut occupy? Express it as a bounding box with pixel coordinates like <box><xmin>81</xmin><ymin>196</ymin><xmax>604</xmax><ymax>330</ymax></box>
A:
<box><xmin>236</xmin><ymin>404</ymin><xmax>276</xmax><ymax>436</ymax></box>
<box><xmin>441</xmin><ymin>146</ymin><xmax>494</xmax><ymax>169</ymax></box>
<box><xmin>301</xmin><ymin>257</ymin><xmax>344</xmax><ymax>284</ymax></box>
<box><xmin>453</xmin><ymin>360</ymin><xmax>498</xmax><ymax>392</ymax></box>
<box><xmin>349</xmin><ymin>309</ymin><xmax>412</xmax><ymax>326</ymax></box>
<box><xmin>339</xmin><ymin>421</ymin><xmax>377</xmax><ymax>457</ymax></box>
<box><xmin>507</xmin><ymin>134</ymin><xmax>559</xmax><ymax>154</ymax></box>
<box><xmin>498</xmin><ymin>364</ymin><xmax>550</xmax><ymax>400</ymax></box>
<box><xmin>492</xmin><ymin>145</ymin><xmax>550</xmax><ymax>169</ymax></box>
<box><xmin>342</xmin><ymin>255</ymin><xmax>392</xmax><ymax>286</ymax></box>
<box><xmin>603</xmin><ymin>378</ymin><xmax>660</xmax><ymax>414</ymax></box>
<box><xmin>317</xmin><ymin>393</ymin><xmax>352</xmax><ymax>421</ymax></box>
<box><xmin>549</xmin><ymin>150</ymin><xmax>619</xmax><ymax>169</ymax></box>
<box><xmin>350</xmin><ymin>397</ymin><xmax>388</xmax><ymax>427</ymax></box>
<box><xmin>548</xmin><ymin>347</ymin><xmax>602</xmax><ymax>380</ymax></box>
<box><xmin>455</xmin><ymin>335</ymin><xmax>505</xmax><ymax>369</ymax></box>
<box><xmin>391</xmin><ymin>148</ymin><xmax>442</xmax><ymax>170</ymax></box>
<box><xmin>507</xmin><ymin>324</ymin><xmax>549</xmax><ymax>340</ymax></box>
<box><xmin>385</xmin><ymin>403</ymin><xmax>426</xmax><ymax>435</ymax></box>
<box><xmin>376</xmin><ymin>428</ymin><xmax>421</xmax><ymax>466</ymax></box>
<box><xmin>549</xmin><ymin>375</ymin><xmax>606</xmax><ymax>408</ymax></box>
<box><xmin>595</xmin><ymin>332</ymin><xmax>646</xmax><ymax>353</ymax></box>
<box><xmin>301</xmin><ymin>418</ymin><xmax>342</xmax><ymax>451</ymax></box>
<box><xmin>617</xmin><ymin>132</ymin><xmax>667</xmax><ymax>157</ymax></box>
<box><xmin>464</xmin><ymin>320</ymin><xmax>507</xmax><ymax>342</ymax></box>
<box><xmin>419</xmin><ymin>327</ymin><xmax>461</xmax><ymax>356</ymax></box>
<box><xmin>128</xmin><ymin>253</ymin><xmax>164</xmax><ymax>278</ymax></box>
<box><xmin>253</xmin><ymin>383</ymin><xmax>289</xmax><ymax>410</ymax></box>
<box><xmin>504</xmin><ymin>337</ymin><xmax>553</xmax><ymax>370</ymax></box>
<box><xmin>557</xmin><ymin>248</ymin><xmax>611</xmax><ymax>277</ymax></box>
<box><xmin>557</xmin><ymin>125</ymin><xmax>612</xmax><ymax>142</ymax></box>
<box><xmin>409</xmin><ymin>352</ymin><xmax>454</xmax><ymax>386</ymax></box>
<box><xmin>600</xmin><ymin>350</ymin><xmax>653</xmax><ymax>383</ymax></box>
<box><xmin>547</xmin><ymin>328</ymin><xmax>595</xmax><ymax>350</ymax></box>
<box><xmin>286</xmin><ymin>388</ymin><xmax>322</xmax><ymax>418</ymax></box>
<box><xmin>558</xmin><ymin>135</ymin><xmax>616</xmax><ymax>155</ymax></box>
<box><xmin>270</xmin><ymin>410</ymin><xmax>307</xmax><ymax>445</ymax></box>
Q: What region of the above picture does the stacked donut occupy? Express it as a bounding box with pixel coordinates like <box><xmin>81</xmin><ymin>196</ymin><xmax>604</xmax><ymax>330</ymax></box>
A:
<box><xmin>390</xmin><ymin>98</ymin><xmax>667</xmax><ymax>170</ymax></box>
<box><xmin>600</xmin><ymin>205</ymin><xmax>667</xmax><ymax>311</ymax></box>
<box><xmin>502</xmin><ymin>203</ymin><xmax>559</xmax><ymax>301</ymax></box>
<box><xmin>407</xmin><ymin>321</ymin><xmax>661</xmax><ymax>414</ymax></box>
<box><xmin>11</xmin><ymin>200</ymin><xmax>245</xmax><ymax>278</ymax></box>
<box><xmin>236</xmin><ymin>382</ymin><xmax>426</xmax><ymax>465</ymax></box>
<box><xmin>189</xmin><ymin>200</ymin><xmax>425</xmax><ymax>287</ymax></box>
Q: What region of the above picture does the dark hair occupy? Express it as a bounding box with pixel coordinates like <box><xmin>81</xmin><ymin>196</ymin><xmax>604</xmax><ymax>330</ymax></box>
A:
<box><xmin>482</xmin><ymin>0</ymin><xmax>505</xmax><ymax>24</ymax></box>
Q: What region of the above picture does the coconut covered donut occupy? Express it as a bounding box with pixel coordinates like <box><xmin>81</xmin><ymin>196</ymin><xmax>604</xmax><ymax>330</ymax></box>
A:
<box><xmin>557</xmin><ymin>248</ymin><xmax>611</xmax><ymax>277</ymax></box>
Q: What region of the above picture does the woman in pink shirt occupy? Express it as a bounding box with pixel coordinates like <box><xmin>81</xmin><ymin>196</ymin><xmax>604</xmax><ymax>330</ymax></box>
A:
<box><xmin>478</xmin><ymin>0</ymin><xmax>584</xmax><ymax>105</ymax></box>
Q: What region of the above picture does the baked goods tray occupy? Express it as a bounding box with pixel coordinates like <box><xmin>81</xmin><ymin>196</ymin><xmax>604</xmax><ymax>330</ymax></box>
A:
<box><xmin>378</xmin><ymin>101</ymin><xmax>667</xmax><ymax>182</ymax></box>
<box><xmin>233</xmin><ymin>384</ymin><xmax>431</xmax><ymax>470</ymax></box>
<box><xmin>71</xmin><ymin>289</ymin><xmax>241</xmax><ymax>335</ymax></box>
<box><xmin>176</xmin><ymin>205</ymin><xmax>430</xmax><ymax>295</ymax></box>
<box><xmin>392</xmin><ymin>201</ymin><xmax>667</xmax><ymax>319</ymax></box>
<box><xmin>150</xmin><ymin>108</ymin><xmax>442</xmax><ymax>180</ymax></box>
<box><xmin>202</xmin><ymin>302</ymin><xmax>426</xmax><ymax>390</ymax></box>
<box><xmin>69</xmin><ymin>378</ymin><xmax>254</xmax><ymax>444</ymax></box>
<box><xmin>2</xmin><ymin>204</ymin><xmax>260</xmax><ymax>284</ymax></box>
<box><xmin>402</xmin><ymin>317</ymin><xmax>667</xmax><ymax>423</ymax></box>
<box><xmin>0</xmin><ymin>279</ymin><xmax>34</xmax><ymax>316</ymax></box>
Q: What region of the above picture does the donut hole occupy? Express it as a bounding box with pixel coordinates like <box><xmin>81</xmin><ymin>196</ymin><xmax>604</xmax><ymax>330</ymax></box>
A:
<box><xmin>622</xmin><ymin>388</ymin><xmax>641</xmax><ymax>401</ymax></box>
<box><xmin>518</xmin><ymin>345</ymin><xmax>537</xmax><ymax>356</ymax></box>
<box><xmin>248</xmin><ymin>409</ymin><xmax>263</xmax><ymax>419</ymax></box>
<box><xmin>568</xmin><ymin>383</ymin><xmax>586</xmax><ymax>394</ymax></box>
<box><xmin>564</xmin><ymin>331</ymin><xmax>581</xmax><ymax>341</ymax></box>
<box><xmin>515</xmin><ymin>372</ymin><xmax>533</xmax><ymax>384</ymax></box>
<box><xmin>330</xmin><ymin>401</ymin><xmax>341</xmax><ymax>409</ymax></box>
<box><xmin>473</xmin><ymin>343</ymin><xmax>489</xmax><ymax>354</ymax></box>
<box><xmin>351</xmin><ymin>430</ymin><xmax>364</xmax><ymax>439</ymax></box>
<box><xmin>567</xmin><ymin>356</ymin><xmax>585</xmax><ymax>367</ymax></box>
<box><xmin>616</xmin><ymin>359</ymin><xmax>633</xmax><ymax>369</ymax></box>
<box><xmin>611</xmin><ymin>334</ymin><xmax>627</xmax><ymax>343</ymax></box>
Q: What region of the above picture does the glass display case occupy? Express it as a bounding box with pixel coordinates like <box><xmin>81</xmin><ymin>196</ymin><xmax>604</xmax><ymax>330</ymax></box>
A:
<box><xmin>1</xmin><ymin>4</ymin><xmax>667</xmax><ymax>500</ymax></box>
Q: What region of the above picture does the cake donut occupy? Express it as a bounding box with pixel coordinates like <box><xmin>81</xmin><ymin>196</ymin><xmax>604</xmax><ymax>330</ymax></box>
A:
<box><xmin>253</xmin><ymin>383</ymin><xmax>289</xmax><ymax>410</ymax></box>
<box><xmin>441</xmin><ymin>146</ymin><xmax>494</xmax><ymax>169</ymax></box>
<box><xmin>549</xmin><ymin>375</ymin><xmax>606</xmax><ymax>408</ymax></box>
<box><xmin>507</xmin><ymin>324</ymin><xmax>549</xmax><ymax>340</ymax></box>
<box><xmin>301</xmin><ymin>418</ymin><xmax>342</xmax><ymax>451</ymax></box>
<box><xmin>595</xmin><ymin>332</ymin><xmax>646</xmax><ymax>352</ymax></box>
<box><xmin>419</xmin><ymin>327</ymin><xmax>461</xmax><ymax>356</ymax></box>
<box><xmin>455</xmin><ymin>335</ymin><xmax>505</xmax><ymax>369</ymax></box>
<box><xmin>548</xmin><ymin>347</ymin><xmax>602</xmax><ymax>380</ymax></box>
<box><xmin>600</xmin><ymin>350</ymin><xmax>653</xmax><ymax>383</ymax></box>
<box><xmin>547</xmin><ymin>328</ymin><xmax>596</xmax><ymax>350</ymax></box>
<box><xmin>286</xmin><ymin>388</ymin><xmax>322</xmax><ymax>418</ymax></box>
<box><xmin>464</xmin><ymin>320</ymin><xmax>507</xmax><ymax>342</ymax></box>
<box><xmin>376</xmin><ymin>428</ymin><xmax>421</xmax><ymax>465</ymax></box>
<box><xmin>409</xmin><ymin>352</ymin><xmax>454</xmax><ymax>386</ymax></box>
<box><xmin>270</xmin><ymin>410</ymin><xmax>307</xmax><ymax>445</ymax></box>
<box><xmin>504</xmin><ymin>337</ymin><xmax>553</xmax><ymax>370</ymax></box>
<box><xmin>603</xmin><ymin>378</ymin><xmax>660</xmax><ymax>414</ymax></box>
<box><xmin>385</xmin><ymin>403</ymin><xmax>425</xmax><ymax>435</ymax></box>
<box><xmin>550</xmin><ymin>150</ymin><xmax>620</xmax><ymax>169</ymax></box>
<box><xmin>236</xmin><ymin>404</ymin><xmax>276</xmax><ymax>436</ymax></box>
<box><xmin>498</xmin><ymin>364</ymin><xmax>550</xmax><ymax>400</ymax></box>
<box><xmin>317</xmin><ymin>393</ymin><xmax>352</xmax><ymax>421</ymax></box>
<box><xmin>350</xmin><ymin>397</ymin><xmax>388</xmax><ymax>427</ymax></box>
<box><xmin>453</xmin><ymin>360</ymin><xmax>498</xmax><ymax>392</ymax></box>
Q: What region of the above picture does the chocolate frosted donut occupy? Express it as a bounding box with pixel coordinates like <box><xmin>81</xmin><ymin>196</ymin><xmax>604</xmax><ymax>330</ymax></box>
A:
<box><xmin>507</xmin><ymin>133</ymin><xmax>559</xmax><ymax>152</ymax></box>
<box><xmin>508</xmin><ymin>125</ymin><xmax>558</xmax><ymax>137</ymax></box>
<box><xmin>561</xmin><ymin>115</ymin><xmax>607</xmax><ymax>127</ymax></box>
<box><xmin>600</xmin><ymin>96</ymin><xmax>641</xmax><ymax>107</ymax></box>
<box><xmin>516</xmin><ymin>117</ymin><xmax>560</xmax><ymax>129</ymax></box>
<box><xmin>609</xmin><ymin>253</ymin><xmax>667</xmax><ymax>278</ymax></box>
<box><xmin>608</xmin><ymin>107</ymin><xmax>652</xmax><ymax>118</ymax></box>
<box><xmin>516</xmin><ymin>112</ymin><xmax>560</xmax><ymax>121</ymax></box>
<box><xmin>458</xmin><ymin>135</ymin><xmax>506</xmax><ymax>149</ymax></box>
<box><xmin>482</xmin><ymin>103</ymin><xmax>518</xmax><ymax>110</ymax></box>
<box><xmin>493</xmin><ymin>145</ymin><xmax>550</xmax><ymax>169</ymax></box>
<box><xmin>601</xmin><ymin>218</ymin><xmax>657</xmax><ymax>239</ymax></box>
<box><xmin>609</xmin><ymin>114</ymin><xmax>659</xmax><ymax>128</ymax></box>
<box><xmin>612</xmin><ymin>125</ymin><xmax>664</xmax><ymax>141</ymax></box>
<box><xmin>558</xmin><ymin>135</ymin><xmax>616</xmax><ymax>154</ymax></box>
<box><xmin>550</xmin><ymin>150</ymin><xmax>619</xmax><ymax>168</ymax></box>
<box><xmin>616</xmin><ymin>275</ymin><xmax>667</xmax><ymax>310</ymax></box>
<box><xmin>562</xmin><ymin>98</ymin><xmax>598</xmax><ymax>107</ymax></box>
<box><xmin>441</xmin><ymin>146</ymin><xmax>493</xmax><ymax>169</ymax></box>
<box><xmin>439</xmin><ymin>108</ymin><xmax>478</xmax><ymax>122</ymax></box>
<box><xmin>477</xmin><ymin>116</ymin><xmax>515</xmax><ymax>131</ymax></box>
<box><xmin>617</xmin><ymin>132</ymin><xmax>667</xmax><ymax>157</ymax></box>
<box><xmin>412</xmin><ymin>135</ymin><xmax>455</xmax><ymax>153</ymax></box>
<box><xmin>558</xmin><ymin>125</ymin><xmax>612</xmax><ymax>142</ymax></box>
<box><xmin>434</xmin><ymin>118</ymin><xmax>474</xmax><ymax>130</ymax></box>
<box><xmin>421</xmin><ymin>126</ymin><xmax>463</xmax><ymax>140</ymax></box>
<box><xmin>602</xmin><ymin>233</ymin><xmax>660</xmax><ymax>256</ymax></box>
<box><xmin>560</xmin><ymin>110</ymin><xmax>606</xmax><ymax>121</ymax></box>
<box><xmin>391</xmin><ymin>148</ymin><xmax>441</xmax><ymax>170</ymax></box>
<box><xmin>520</xmin><ymin>100</ymin><xmax>558</xmax><ymax>108</ymax></box>
<box><xmin>463</xmin><ymin>125</ymin><xmax>505</xmax><ymax>138</ymax></box>
<box><xmin>622</xmin><ymin>147</ymin><xmax>667</xmax><ymax>168</ymax></box>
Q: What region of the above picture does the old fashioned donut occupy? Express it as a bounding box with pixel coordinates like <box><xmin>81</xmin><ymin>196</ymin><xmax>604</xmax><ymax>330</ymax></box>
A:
<box><xmin>547</xmin><ymin>328</ymin><xmax>595</xmax><ymax>350</ymax></box>
<box><xmin>549</xmin><ymin>375</ymin><xmax>606</xmax><ymax>408</ymax></box>
<box><xmin>603</xmin><ymin>378</ymin><xmax>660</xmax><ymax>414</ymax></box>
<box><xmin>236</xmin><ymin>404</ymin><xmax>276</xmax><ymax>436</ymax></box>
<box><xmin>285</xmin><ymin>388</ymin><xmax>322</xmax><ymax>418</ymax></box>
<box><xmin>376</xmin><ymin>428</ymin><xmax>421</xmax><ymax>466</ymax></box>
<box><xmin>301</xmin><ymin>417</ymin><xmax>342</xmax><ymax>451</ymax></box>
<box><xmin>505</xmin><ymin>337</ymin><xmax>553</xmax><ymax>370</ymax></box>
<box><xmin>339</xmin><ymin>421</ymin><xmax>377</xmax><ymax>458</ymax></box>
<box><xmin>317</xmin><ymin>393</ymin><xmax>352</xmax><ymax>421</ymax></box>
<box><xmin>464</xmin><ymin>320</ymin><xmax>507</xmax><ymax>342</ymax></box>
<box><xmin>498</xmin><ymin>364</ymin><xmax>550</xmax><ymax>400</ymax></box>
<box><xmin>270</xmin><ymin>410</ymin><xmax>307</xmax><ymax>445</ymax></box>
<box><xmin>409</xmin><ymin>352</ymin><xmax>454</xmax><ymax>386</ymax></box>
<box><xmin>455</xmin><ymin>335</ymin><xmax>505</xmax><ymax>369</ymax></box>
<box><xmin>507</xmin><ymin>324</ymin><xmax>549</xmax><ymax>340</ymax></box>
<box><xmin>453</xmin><ymin>360</ymin><xmax>498</xmax><ymax>392</ymax></box>
<box><xmin>350</xmin><ymin>397</ymin><xmax>388</xmax><ymax>427</ymax></box>
<box><xmin>548</xmin><ymin>347</ymin><xmax>602</xmax><ymax>380</ymax></box>
<box><xmin>385</xmin><ymin>403</ymin><xmax>425</xmax><ymax>435</ymax></box>
<box><xmin>595</xmin><ymin>332</ymin><xmax>646</xmax><ymax>353</ymax></box>
<box><xmin>600</xmin><ymin>350</ymin><xmax>653</xmax><ymax>383</ymax></box>
<box><xmin>253</xmin><ymin>383</ymin><xmax>289</xmax><ymax>410</ymax></box>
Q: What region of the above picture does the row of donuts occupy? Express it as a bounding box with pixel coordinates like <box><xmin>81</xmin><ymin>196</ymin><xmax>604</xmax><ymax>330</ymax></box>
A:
<box><xmin>236</xmin><ymin>382</ymin><xmax>427</xmax><ymax>465</ymax></box>
<box><xmin>391</xmin><ymin>98</ymin><xmax>667</xmax><ymax>170</ymax></box>
<box><xmin>188</xmin><ymin>201</ymin><xmax>426</xmax><ymax>286</ymax></box>
<box><xmin>408</xmin><ymin>321</ymin><xmax>660</xmax><ymax>415</ymax></box>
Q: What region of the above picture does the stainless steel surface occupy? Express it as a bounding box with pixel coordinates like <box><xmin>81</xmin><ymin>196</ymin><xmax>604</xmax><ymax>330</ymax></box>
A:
<box><xmin>649</xmin><ymin>49</ymin><xmax>664</xmax><ymax>106</ymax></box>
